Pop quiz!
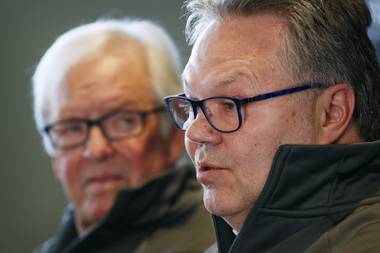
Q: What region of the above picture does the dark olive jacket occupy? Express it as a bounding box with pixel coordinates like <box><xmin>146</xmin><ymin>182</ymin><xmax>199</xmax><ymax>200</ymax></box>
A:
<box><xmin>211</xmin><ymin>142</ymin><xmax>380</xmax><ymax>253</ymax></box>
<box><xmin>34</xmin><ymin>165</ymin><xmax>215</xmax><ymax>253</ymax></box>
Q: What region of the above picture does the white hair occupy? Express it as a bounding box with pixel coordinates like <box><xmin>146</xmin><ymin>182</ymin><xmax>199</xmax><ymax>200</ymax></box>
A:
<box><xmin>32</xmin><ymin>19</ymin><xmax>182</xmax><ymax>152</ymax></box>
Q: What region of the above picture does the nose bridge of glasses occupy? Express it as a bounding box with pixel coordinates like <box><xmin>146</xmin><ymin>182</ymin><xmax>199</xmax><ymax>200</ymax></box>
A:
<box><xmin>190</xmin><ymin>99</ymin><xmax>216</xmax><ymax>128</ymax></box>
<box><xmin>189</xmin><ymin>99</ymin><xmax>215</xmax><ymax>123</ymax></box>
<box><xmin>192</xmin><ymin>99</ymin><xmax>203</xmax><ymax>118</ymax></box>
<box><xmin>82</xmin><ymin>119</ymin><xmax>114</xmax><ymax>159</ymax></box>
<box><xmin>85</xmin><ymin>118</ymin><xmax>111</xmax><ymax>141</ymax></box>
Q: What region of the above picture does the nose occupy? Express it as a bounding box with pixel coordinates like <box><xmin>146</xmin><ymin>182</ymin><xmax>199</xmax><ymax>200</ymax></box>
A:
<box><xmin>83</xmin><ymin>126</ymin><xmax>114</xmax><ymax>161</ymax></box>
<box><xmin>185</xmin><ymin>109</ymin><xmax>222</xmax><ymax>145</ymax></box>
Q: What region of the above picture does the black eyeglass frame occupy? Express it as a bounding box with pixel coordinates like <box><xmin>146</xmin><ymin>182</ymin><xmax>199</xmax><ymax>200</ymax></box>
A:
<box><xmin>164</xmin><ymin>83</ymin><xmax>322</xmax><ymax>133</ymax></box>
<box><xmin>43</xmin><ymin>107</ymin><xmax>166</xmax><ymax>149</ymax></box>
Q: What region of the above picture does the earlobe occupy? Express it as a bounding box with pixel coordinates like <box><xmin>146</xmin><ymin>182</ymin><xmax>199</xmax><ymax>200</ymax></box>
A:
<box><xmin>316</xmin><ymin>83</ymin><xmax>356</xmax><ymax>144</ymax></box>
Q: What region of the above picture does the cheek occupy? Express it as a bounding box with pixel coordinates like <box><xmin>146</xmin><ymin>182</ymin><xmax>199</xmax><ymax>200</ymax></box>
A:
<box><xmin>227</xmin><ymin>128</ymin><xmax>277</xmax><ymax>183</ymax></box>
<box><xmin>52</xmin><ymin>153</ymin><xmax>82</xmax><ymax>201</ymax></box>
<box><xmin>117</xmin><ymin>120</ymin><xmax>168</xmax><ymax>163</ymax></box>
<box><xmin>113</xmin><ymin>135</ymin><xmax>168</xmax><ymax>186</ymax></box>
<box><xmin>116</xmin><ymin>141</ymin><xmax>145</xmax><ymax>162</ymax></box>
<box><xmin>246</xmin><ymin>102</ymin><xmax>311</xmax><ymax>145</ymax></box>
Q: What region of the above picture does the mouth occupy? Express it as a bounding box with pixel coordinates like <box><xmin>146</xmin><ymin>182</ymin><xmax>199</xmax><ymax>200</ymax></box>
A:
<box><xmin>197</xmin><ymin>160</ymin><xmax>226</xmax><ymax>171</ymax></box>
<box><xmin>196</xmin><ymin>161</ymin><xmax>227</xmax><ymax>184</ymax></box>
<box><xmin>85</xmin><ymin>175</ymin><xmax>123</xmax><ymax>186</ymax></box>
<box><xmin>199</xmin><ymin>165</ymin><xmax>222</xmax><ymax>172</ymax></box>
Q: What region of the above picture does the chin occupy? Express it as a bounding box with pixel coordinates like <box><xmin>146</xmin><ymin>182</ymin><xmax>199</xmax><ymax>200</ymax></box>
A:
<box><xmin>81</xmin><ymin>195</ymin><xmax>116</xmax><ymax>224</ymax></box>
<box><xmin>94</xmin><ymin>206</ymin><xmax>111</xmax><ymax>220</ymax></box>
<box><xmin>202</xmin><ymin>185</ymin><xmax>253</xmax><ymax>225</ymax></box>
<box><xmin>203</xmin><ymin>186</ymin><xmax>235</xmax><ymax>216</ymax></box>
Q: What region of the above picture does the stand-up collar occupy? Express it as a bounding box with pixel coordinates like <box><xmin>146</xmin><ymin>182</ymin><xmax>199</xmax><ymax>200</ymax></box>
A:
<box><xmin>257</xmin><ymin>141</ymin><xmax>380</xmax><ymax>213</ymax></box>
<box><xmin>101</xmin><ymin>165</ymin><xmax>199</xmax><ymax>231</ymax></box>
<box><xmin>48</xmin><ymin>165</ymin><xmax>200</xmax><ymax>253</ymax></box>
<box><xmin>214</xmin><ymin>141</ymin><xmax>380</xmax><ymax>253</ymax></box>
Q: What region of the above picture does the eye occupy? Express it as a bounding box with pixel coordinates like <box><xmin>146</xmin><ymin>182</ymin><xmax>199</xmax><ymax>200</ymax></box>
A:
<box><xmin>120</xmin><ymin>116</ymin><xmax>138</xmax><ymax>127</ymax></box>
<box><xmin>106</xmin><ymin>112</ymin><xmax>141</xmax><ymax>132</ymax></box>
<box><xmin>67</xmin><ymin>124</ymin><xmax>82</xmax><ymax>132</ymax></box>
<box><xmin>209</xmin><ymin>98</ymin><xmax>236</xmax><ymax>114</ymax></box>
<box><xmin>222</xmin><ymin>100</ymin><xmax>236</xmax><ymax>112</ymax></box>
<box><xmin>53</xmin><ymin>123</ymin><xmax>84</xmax><ymax>136</ymax></box>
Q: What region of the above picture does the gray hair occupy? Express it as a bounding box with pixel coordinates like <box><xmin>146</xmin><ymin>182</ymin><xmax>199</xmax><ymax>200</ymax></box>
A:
<box><xmin>32</xmin><ymin>19</ymin><xmax>182</xmax><ymax>151</ymax></box>
<box><xmin>185</xmin><ymin>0</ymin><xmax>380</xmax><ymax>141</ymax></box>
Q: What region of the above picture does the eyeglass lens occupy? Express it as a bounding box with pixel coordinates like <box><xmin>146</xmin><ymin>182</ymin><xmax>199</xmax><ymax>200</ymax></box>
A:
<box><xmin>169</xmin><ymin>97</ymin><xmax>241</xmax><ymax>132</ymax></box>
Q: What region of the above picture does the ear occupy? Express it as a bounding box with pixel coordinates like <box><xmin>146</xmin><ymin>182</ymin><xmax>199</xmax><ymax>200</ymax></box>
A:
<box><xmin>167</xmin><ymin>127</ymin><xmax>185</xmax><ymax>165</ymax></box>
<box><xmin>315</xmin><ymin>83</ymin><xmax>356</xmax><ymax>144</ymax></box>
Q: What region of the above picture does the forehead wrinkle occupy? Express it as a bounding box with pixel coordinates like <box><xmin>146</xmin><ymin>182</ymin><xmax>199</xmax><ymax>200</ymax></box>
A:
<box><xmin>203</xmin><ymin>61</ymin><xmax>259</xmax><ymax>92</ymax></box>
<box><xmin>184</xmin><ymin>59</ymin><xmax>260</xmax><ymax>91</ymax></box>
<box><xmin>211</xmin><ymin>70</ymin><xmax>254</xmax><ymax>89</ymax></box>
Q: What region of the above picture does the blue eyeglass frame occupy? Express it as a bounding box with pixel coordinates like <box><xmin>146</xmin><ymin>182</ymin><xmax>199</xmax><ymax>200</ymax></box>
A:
<box><xmin>164</xmin><ymin>83</ymin><xmax>322</xmax><ymax>133</ymax></box>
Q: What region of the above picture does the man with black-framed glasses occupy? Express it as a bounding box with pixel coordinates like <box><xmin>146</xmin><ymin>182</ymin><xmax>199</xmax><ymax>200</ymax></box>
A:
<box><xmin>164</xmin><ymin>0</ymin><xmax>380</xmax><ymax>252</ymax></box>
<box><xmin>31</xmin><ymin>19</ymin><xmax>214</xmax><ymax>253</ymax></box>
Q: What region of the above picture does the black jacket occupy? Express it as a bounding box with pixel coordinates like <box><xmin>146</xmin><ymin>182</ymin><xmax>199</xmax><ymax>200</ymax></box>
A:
<box><xmin>34</xmin><ymin>165</ymin><xmax>215</xmax><ymax>253</ymax></box>
<box><xmin>211</xmin><ymin>142</ymin><xmax>380</xmax><ymax>253</ymax></box>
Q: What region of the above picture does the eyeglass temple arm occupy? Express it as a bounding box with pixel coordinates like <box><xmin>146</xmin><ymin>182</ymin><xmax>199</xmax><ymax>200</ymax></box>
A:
<box><xmin>244</xmin><ymin>83</ymin><xmax>322</xmax><ymax>104</ymax></box>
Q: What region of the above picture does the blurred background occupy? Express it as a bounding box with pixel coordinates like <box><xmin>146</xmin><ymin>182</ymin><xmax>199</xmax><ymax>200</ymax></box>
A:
<box><xmin>1</xmin><ymin>1</ymin><xmax>380</xmax><ymax>253</ymax></box>
<box><xmin>368</xmin><ymin>0</ymin><xmax>380</xmax><ymax>57</ymax></box>
<box><xmin>0</xmin><ymin>1</ymin><xmax>189</xmax><ymax>252</ymax></box>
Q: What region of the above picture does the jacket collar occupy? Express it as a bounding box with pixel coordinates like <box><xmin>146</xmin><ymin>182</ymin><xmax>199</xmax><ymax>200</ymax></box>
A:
<box><xmin>49</xmin><ymin>164</ymin><xmax>199</xmax><ymax>252</ymax></box>
<box><xmin>214</xmin><ymin>141</ymin><xmax>380</xmax><ymax>252</ymax></box>
<box><xmin>99</xmin><ymin>164</ymin><xmax>199</xmax><ymax>231</ymax></box>
<box><xmin>257</xmin><ymin>141</ymin><xmax>380</xmax><ymax>213</ymax></box>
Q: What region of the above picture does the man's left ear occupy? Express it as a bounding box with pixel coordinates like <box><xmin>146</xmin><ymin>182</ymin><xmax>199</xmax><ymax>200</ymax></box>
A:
<box><xmin>167</xmin><ymin>127</ymin><xmax>185</xmax><ymax>165</ymax></box>
<box><xmin>316</xmin><ymin>83</ymin><xmax>356</xmax><ymax>144</ymax></box>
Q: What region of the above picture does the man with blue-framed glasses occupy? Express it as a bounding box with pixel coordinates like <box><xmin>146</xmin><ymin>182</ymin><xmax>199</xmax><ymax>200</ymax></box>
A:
<box><xmin>165</xmin><ymin>0</ymin><xmax>380</xmax><ymax>252</ymax></box>
<box><xmin>31</xmin><ymin>19</ymin><xmax>214</xmax><ymax>253</ymax></box>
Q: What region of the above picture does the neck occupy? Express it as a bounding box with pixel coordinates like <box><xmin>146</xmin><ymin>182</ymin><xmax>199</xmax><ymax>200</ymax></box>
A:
<box><xmin>222</xmin><ymin>208</ymin><xmax>251</xmax><ymax>233</ymax></box>
<box><xmin>333</xmin><ymin>122</ymin><xmax>363</xmax><ymax>144</ymax></box>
